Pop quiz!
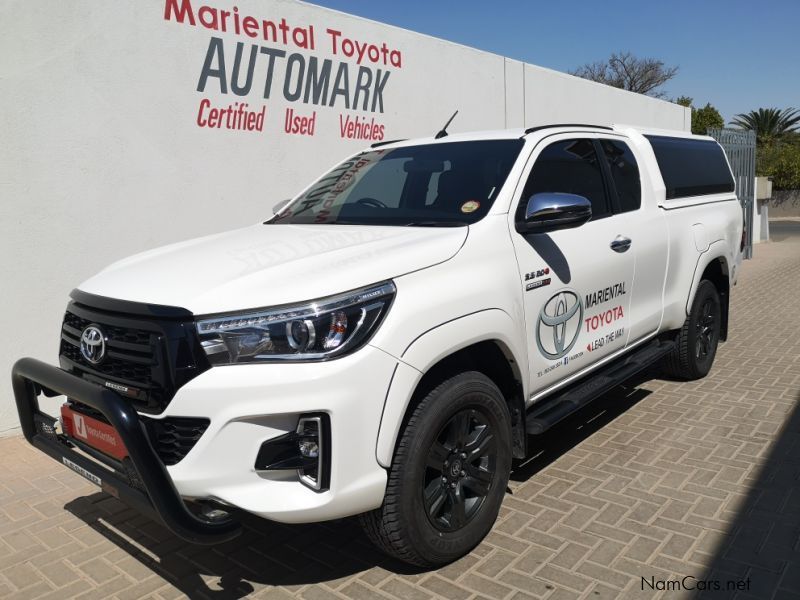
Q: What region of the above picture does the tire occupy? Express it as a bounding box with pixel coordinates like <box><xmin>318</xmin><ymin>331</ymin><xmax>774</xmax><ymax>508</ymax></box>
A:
<box><xmin>360</xmin><ymin>371</ymin><xmax>512</xmax><ymax>567</ymax></box>
<box><xmin>662</xmin><ymin>280</ymin><xmax>722</xmax><ymax>380</ymax></box>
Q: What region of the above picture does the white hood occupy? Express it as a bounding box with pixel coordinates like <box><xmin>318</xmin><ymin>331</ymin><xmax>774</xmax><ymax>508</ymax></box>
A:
<box><xmin>78</xmin><ymin>224</ymin><xmax>468</xmax><ymax>314</ymax></box>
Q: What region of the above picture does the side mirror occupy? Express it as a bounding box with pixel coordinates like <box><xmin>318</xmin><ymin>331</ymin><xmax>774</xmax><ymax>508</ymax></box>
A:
<box><xmin>272</xmin><ymin>199</ymin><xmax>291</xmax><ymax>215</ymax></box>
<box><xmin>516</xmin><ymin>193</ymin><xmax>592</xmax><ymax>234</ymax></box>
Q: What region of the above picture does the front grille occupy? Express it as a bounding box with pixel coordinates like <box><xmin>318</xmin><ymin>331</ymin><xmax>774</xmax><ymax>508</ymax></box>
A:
<box><xmin>59</xmin><ymin>295</ymin><xmax>210</xmax><ymax>413</ymax></box>
<box><xmin>60</xmin><ymin>327</ymin><xmax>153</xmax><ymax>383</ymax></box>
<box><xmin>142</xmin><ymin>417</ymin><xmax>210</xmax><ymax>466</ymax></box>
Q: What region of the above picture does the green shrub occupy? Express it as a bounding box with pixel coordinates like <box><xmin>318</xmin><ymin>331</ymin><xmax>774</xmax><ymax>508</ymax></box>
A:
<box><xmin>757</xmin><ymin>137</ymin><xmax>800</xmax><ymax>190</ymax></box>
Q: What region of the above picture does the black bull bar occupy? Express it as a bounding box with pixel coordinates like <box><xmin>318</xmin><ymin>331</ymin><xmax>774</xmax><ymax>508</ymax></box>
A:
<box><xmin>12</xmin><ymin>357</ymin><xmax>241</xmax><ymax>544</ymax></box>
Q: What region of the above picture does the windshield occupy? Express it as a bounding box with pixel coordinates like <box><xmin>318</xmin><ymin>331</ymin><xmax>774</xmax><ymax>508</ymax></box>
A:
<box><xmin>269</xmin><ymin>139</ymin><xmax>525</xmax><ymax>226</ymax></box>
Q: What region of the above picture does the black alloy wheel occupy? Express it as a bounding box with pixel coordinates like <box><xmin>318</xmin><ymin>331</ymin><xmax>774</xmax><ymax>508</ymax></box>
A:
<box><xmin>423</xmin><ymin>409</ymin><xmax>496</xmax><ymax>532</ymax></box>
<box><xmin>359</xmin><ymin>371</ymin><xmax>512</xmax><ymax>567</ymax></box>
<box><xmin>662</xmin><ymin>279</ymin><xmax>722</xmax><ymax>380</ymax></box>
<box><xmin>695</xmin><ymin>297</ymin><xmax>717</xmax><ymax>360</ymax></box>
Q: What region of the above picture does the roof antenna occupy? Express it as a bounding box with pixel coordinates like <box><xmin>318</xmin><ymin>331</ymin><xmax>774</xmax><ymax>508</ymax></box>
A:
<box><xmin>435</xmin><ymin>110</ymin><xmax>458</xmax><ymax>139</ymax></box>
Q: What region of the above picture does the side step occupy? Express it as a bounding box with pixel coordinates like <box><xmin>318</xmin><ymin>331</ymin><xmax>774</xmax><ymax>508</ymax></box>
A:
<box><xmin>525</xmin><ymin>339</ymin><xmax>674</xmax><ymax>435</ymax></box>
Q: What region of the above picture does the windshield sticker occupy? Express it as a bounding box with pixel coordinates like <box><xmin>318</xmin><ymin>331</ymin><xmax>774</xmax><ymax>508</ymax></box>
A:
<box><xmin>460</xmin><ymin>200</ymin><xmax>480</xmax><ymax>214</ymax></box>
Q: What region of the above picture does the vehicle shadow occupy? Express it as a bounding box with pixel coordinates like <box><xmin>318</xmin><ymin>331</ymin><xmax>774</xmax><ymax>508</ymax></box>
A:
<box><xmin>511</xmin><ymin>371</ymin><xmax>654</xmax><ymax>482</ymax></box>
<box><xmin>62</xmin><ymin>371</ymin><xmax>659</xmax><ymax>599</ymax></box>
<box><xmin>65</xmin><ymin>494</ymin><xmax>422</xmax><ymax>598</ymax></box>
<box><xmin>691</xmin><ymin>391</ymin><xmax>800</xmax><ymax>599</ymax></box>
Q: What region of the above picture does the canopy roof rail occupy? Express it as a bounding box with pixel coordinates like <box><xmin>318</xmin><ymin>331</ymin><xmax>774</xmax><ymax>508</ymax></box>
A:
<box><xmin>523</xmin><ymin>123</ymin><xmax>613</xmax><ymax>136</ymax></box>
<box><xmin>370</xmin><ymin>139</ymin><xmax>407</xmax><ymax>148</ymax></box>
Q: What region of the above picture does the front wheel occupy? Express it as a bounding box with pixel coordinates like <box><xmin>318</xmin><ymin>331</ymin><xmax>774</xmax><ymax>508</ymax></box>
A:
<box><xmin>662</xmin><ymin>280</ymin><xmax>722</xmax><ymax>380</ymax></box>
<box><xmin>360</xmin><ymin>371</ymin><xmax>512</xmax><ymax>567</ymax></box>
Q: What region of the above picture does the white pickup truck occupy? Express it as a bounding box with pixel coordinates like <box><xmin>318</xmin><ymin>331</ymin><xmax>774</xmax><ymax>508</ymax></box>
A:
<box><xmin>13</xmin><ymin>124</ymin><xmax>744</xmax><ymax>567</ymax></box>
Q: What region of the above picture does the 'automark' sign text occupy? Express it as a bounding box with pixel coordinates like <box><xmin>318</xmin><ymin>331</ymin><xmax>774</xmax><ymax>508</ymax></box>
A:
<box><xmin>164</xmin><ymin>0</ymin><xmax>401</xmax><ymax>140</ymax></box>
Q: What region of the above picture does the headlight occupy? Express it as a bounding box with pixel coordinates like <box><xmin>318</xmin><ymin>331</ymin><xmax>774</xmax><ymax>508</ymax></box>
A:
<box><xmin>196</xmin><ymin>282</ymin><xmax>395</xmax><ymax>364</ymax></box>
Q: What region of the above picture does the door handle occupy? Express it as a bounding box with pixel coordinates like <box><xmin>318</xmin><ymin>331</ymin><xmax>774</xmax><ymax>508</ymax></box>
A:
<box><xmin>610</xmin><ymin>236</ymin><xmax>632</xmax><ymax>253</ymax></box>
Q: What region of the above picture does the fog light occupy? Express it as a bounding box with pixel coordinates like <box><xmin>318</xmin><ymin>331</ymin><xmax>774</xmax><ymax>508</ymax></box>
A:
<box><xmin>296</xmin><ymin>416</ymin><xmax>324</xmax><ymax>491</ymax></box>
<box><xmin>253</xmin><ymin>413</ymin><xmax>330</xmax><ymax>492</ymax></box>
<box><xmin>202</xmin><ymin>507</ymin><xmax>230</xmax><ymax>521</ymax></box>
<box><xmin>299</xmin><ymin>439</ymin><xmax>319</xmax><ymax>458</ymax></box>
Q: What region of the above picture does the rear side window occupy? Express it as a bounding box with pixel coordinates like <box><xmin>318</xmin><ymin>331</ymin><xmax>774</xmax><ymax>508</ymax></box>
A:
<box><xmin>598</xmin><ymin>139</ymin><xmax>641</xmax><ymax>212</ymax></box>
<box><xmin>645</xmin><ymin>135</ymin><xmax>734</xmax><ymax>199</ymax></box>
<box><xmin>522</xmin><ymin>138</ymin><xmax>610</xmax><ymax>219</ymax></box>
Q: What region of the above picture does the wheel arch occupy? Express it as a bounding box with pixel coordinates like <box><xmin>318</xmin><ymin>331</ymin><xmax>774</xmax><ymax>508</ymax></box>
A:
<box><xmin>687</xmin><ymin>250</ymin><xmax>730</xmax><ymax>341</ymax></box>
<box><xmin>376</xmin><ymin>310</ymin><xmax>528</xmax><ymax>467</ymax></box>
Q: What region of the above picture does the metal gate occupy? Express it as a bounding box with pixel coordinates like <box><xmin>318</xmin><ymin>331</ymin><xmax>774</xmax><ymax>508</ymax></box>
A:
<box><xmin>707</xmin><ymin>128</ymin><xmax>756</xmax><ymax>259</ymax></box>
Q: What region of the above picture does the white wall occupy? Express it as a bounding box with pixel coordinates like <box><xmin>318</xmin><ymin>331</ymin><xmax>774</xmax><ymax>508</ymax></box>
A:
<box><xmin>0</xmin><ymin>0</ymin><xmax>689</xmax><ymax>433</ymax></box>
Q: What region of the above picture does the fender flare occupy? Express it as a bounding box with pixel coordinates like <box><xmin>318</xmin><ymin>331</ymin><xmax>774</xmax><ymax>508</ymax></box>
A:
<box><xmin>685</xmin><ymin>241</ymin><xmax>730</xmax><ymax>315</ymax></box>
<box><xmin>684</xmin><ymin>240</ymin><xmax>731</xmax><ymax>340</ymax></box>
<box><xmin>374</xmin><ymin>308</ymin><xmax>528</xmax><ymax>467</ymax></box>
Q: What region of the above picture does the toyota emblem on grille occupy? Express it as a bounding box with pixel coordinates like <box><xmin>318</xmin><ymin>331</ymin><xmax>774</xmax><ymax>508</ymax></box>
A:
<box><xmin>80</xmin><ymin>325</ymin><xmax>106</xmax><ymax>364</ymax></box>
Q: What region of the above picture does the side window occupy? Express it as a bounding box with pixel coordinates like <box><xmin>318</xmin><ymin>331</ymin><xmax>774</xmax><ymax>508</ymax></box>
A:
<box><xmin>599</xmin><ymin>139</ymin><xmax>641</xmax><ymax>212</ymax></box>
<box><xmin>522</xmin><ymin>138</ymin><xmax>610</xmax><ymax>219</ymax></box>
<box><xmin>645</xmin><ymin>135</ymin><xmax>735</xmax><ymax>199</ymax></box>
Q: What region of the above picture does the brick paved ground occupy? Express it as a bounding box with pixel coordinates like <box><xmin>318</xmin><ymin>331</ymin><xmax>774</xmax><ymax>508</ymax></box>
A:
<box><xmin>2</xmin><ymin>235</ymin><xmax>799</xmax><ymax>600</ymax></box>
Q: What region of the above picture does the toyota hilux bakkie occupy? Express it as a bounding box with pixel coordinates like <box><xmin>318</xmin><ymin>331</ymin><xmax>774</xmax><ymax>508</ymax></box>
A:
<box><xmin>13</xmin><ymin>124</ymin><xmax>743</xmax><ymax>566</ymax></box>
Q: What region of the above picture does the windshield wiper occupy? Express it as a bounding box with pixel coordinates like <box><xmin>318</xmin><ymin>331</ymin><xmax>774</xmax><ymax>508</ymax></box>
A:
<box><xmin>404</xmin><ymin>221</ymin><xmax>467</xmax><ymax>227</ymax></box>
<box><xmin>323</xmin><ymin>220</ymin><xmax>467</xmax><ymax>227</ymax></box>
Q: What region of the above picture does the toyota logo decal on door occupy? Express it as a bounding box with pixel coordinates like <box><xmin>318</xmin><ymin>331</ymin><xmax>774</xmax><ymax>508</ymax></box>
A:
<box><xmin>536</xmin><ymin>290</ymin><xmax>583</xmax><ymax>360</ymax></box>
<box><xmin>80</xmin><ymin>325</ymin><xmax>106</xmax><ymax>364</ymax></box>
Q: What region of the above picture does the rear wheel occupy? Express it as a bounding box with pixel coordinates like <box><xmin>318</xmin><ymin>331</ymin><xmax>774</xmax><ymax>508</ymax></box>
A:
<box><xmin>360</xmin><ymin>371</ymin><xmax>512</xmax><ymax>567</ymax></box>
<box><xmin>662</xmin><ymin>280</ymin><xmax>722</xmax><ymax>380</ymax></box>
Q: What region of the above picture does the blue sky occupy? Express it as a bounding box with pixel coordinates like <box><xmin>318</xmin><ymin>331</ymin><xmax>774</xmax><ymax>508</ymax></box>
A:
<box><xmin>307</xmin><ymin>0</ymin><xmax>799</xmax><ymax>123</ymax></box>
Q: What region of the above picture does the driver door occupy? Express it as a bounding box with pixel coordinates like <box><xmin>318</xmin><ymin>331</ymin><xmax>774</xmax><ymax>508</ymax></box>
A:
<box><xmin>509</xmin><ymin>135</ymin><xmax>636</xmax><ymax>401</ymax></box>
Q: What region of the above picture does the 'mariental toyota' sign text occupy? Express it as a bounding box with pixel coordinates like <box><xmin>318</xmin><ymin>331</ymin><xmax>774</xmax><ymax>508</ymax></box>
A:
<box><xmin>165</xmin><ymin>0</ymin><xmax>400</xmax><ymax>140</ymax></box>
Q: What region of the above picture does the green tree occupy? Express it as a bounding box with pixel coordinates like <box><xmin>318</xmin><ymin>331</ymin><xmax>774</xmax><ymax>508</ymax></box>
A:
<box><xmin>757</xmin><ymin>135</ymin><xmax>800</xmax><ymax>189</ymax></box>
<box><xmin>570</xmin><ymin>52</ymin><xmax>679</xmax><ymax>98</ymax></box>
<box><xmin>692</xmin><ymin>103</ymin><xmax>724</xmax><ymax>135</ymax></box>
<box><xmin>671</xmin><ymin>97</ymin><xmax>724</xmax><ymax>134</ymax></box>
<box><xmin>730</xmin><ymin>108</ymin><xmax>800</xmax><ymax>145</ymax></box>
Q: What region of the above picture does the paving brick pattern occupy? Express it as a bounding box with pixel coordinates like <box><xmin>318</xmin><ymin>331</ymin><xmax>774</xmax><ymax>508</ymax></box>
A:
<box><xmin>1</xmin><ymin>237</ymin><xmax>798</xmax><ymax>600</ymax></box>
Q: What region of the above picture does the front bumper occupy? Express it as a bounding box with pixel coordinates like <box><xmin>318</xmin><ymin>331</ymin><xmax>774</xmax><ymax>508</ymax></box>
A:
<box><xmin>13</xmin><ymin>344</ymin><xmax>401</xmax><ymax>534</ymax></box>
<box><xmin>159</xmin><ymin>345</ymin><xmax>397</xmax><ymax>523</ymax></box>
<box><xmin>11</xmin><ymin>357</ymin><xmax>241</xmax><ymax>545</ymax></box>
